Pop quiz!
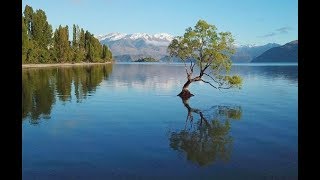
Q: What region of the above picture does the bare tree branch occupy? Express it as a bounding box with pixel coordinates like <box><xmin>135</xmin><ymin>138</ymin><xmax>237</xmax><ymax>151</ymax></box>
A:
<box><xmin>185</xmin><ymin>112</ymin><xmax>193</xmax><ymax>130</ymax></box>
<box><xmin>201</xmin><ymin>79</ymin><xmax>218</xmax><ymax>89</ymax></box>
<box><xmin>202</xmin><ymin>64</ymin><xmax>210</xmax><ymax>74</ymax></box>
<box><xmin>199</xmin><ymin>36</ymin><xmax>205</xmax><ymax>72</ymax></box>
<box><xmin>202</xmin><ymin>73</ymin><xmax>232</xmax><ymax>89</ymax></box>
<box><xmin>189</xmin><ymin>61</ymin><xmax>194</xmax><ymax>73</ymax></box>
<box><xmin>218</xmin><ymin>86</ymin><xmax>232</xmax><ymax>90</ymax></box>
<box><xmin>199</xmin><ymin>111</ymin><xmax>210</xmax><ymax>127</ymax></box>
<box><xmin>203</xmin><ymin>72</ymin><xmax>222</xmax><ymax>85</ymax></box>
<box><xmin>183</xmin><ymin>60</ymin><xmax>190</xmax><ymax>76</ymax></box>
<box><xmin>202</xmin><ymin>59</ymin><xmax>213</xmax><ymax>73</ymax></box>
<box><xmin>191</xmin><ymin>62</ymin><xmax>196</xmax><ymax>71</ymax></box>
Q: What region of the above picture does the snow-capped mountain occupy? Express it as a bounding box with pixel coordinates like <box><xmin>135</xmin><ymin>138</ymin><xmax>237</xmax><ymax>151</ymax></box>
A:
<box><xmin>96</xmin><ymin>33</ymin><xmax>128</xmax><ymax>41</ymax></box>
<box><xmin>97</xmin><ymin>32</ymin><xmax>173</xmax><ymax>46</ymax></box>
<box><xmin>97</xmin><ymin>32</ymin><xmax>174</xmax><ymax>60</ymax></box>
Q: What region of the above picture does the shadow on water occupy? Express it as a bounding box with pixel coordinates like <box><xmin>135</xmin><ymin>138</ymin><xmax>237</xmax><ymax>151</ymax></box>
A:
<box><xmin>169</xmin><ymin>96</ymin><xmax>242</xmax><ymax>167</ymax></box>
<box><xmin>22</xmin><ymin>64</ymin><xmax>113</xmax><ymax>124</ymax></box>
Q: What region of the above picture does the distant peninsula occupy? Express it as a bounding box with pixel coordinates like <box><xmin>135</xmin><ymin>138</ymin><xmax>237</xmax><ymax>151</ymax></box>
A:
<box><xmin>251</xmin><ymin>40</ymin><xmax>298</xmax><ymax>63</ymax></box>
<box><xmin>134</xmin><ymin>57</ymin><xmax>158</xmax><ymax>62</ymax></box>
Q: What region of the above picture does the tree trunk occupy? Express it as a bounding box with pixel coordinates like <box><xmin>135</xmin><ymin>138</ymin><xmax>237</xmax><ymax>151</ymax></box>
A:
<box><xmin>178</xmin><ymin>79</ymin><xmax>194</xmax><ymax>99</ymax></box>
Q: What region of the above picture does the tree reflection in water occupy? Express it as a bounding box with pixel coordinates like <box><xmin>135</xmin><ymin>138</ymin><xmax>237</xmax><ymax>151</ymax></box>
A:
<box><xmin>22</xmin><ymin>64</ymin><xmax>113</xmax><ymax>124</ymax></box>
<box><xmin>169</xmin><ymin>97</ymin><xmax>242</xmax><ymax>167</ymax></box>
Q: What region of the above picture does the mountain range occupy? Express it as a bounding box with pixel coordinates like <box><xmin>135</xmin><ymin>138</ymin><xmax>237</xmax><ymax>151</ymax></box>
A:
<box><xmin>97</xmin><ymin>33</ymin><xmax>173</xmax><ymax>60</ymax></box>
<box><xmin>251</xmin><ymin>40</ymin><xmax>298</xmax><ymax>63</ymax></box>
<box><xmin>232</xmin><ymin>43</ymin><xmax>280</xmax><ymax>63</ymax></box>
<box><xmin>97</xmin><ymin>32</ymin><xmax>296</xmax><ymax>63</ymax></box>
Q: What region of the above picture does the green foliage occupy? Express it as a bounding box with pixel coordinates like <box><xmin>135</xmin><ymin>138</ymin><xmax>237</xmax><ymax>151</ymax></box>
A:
<box><xmin>32</xmin><ymin>9</ymin><xmax>52</xmax><ymax>49</ymax></box>
<box><xmin>91</xmin><ymin>37</ymin><xmax>104</xmax><ymax>62</ymax></box>
<box><xmin>86</xmin><ymin>43</ymin><xmax>94</xmax><ymax>62</ymax></box>
<box><xmin>79</xmin><ymin>28</ymin><xmax>85</xmax><ymax>49</ymax></box>
<box><xmin>81</xmin><ymin>30</ymin><xmax>106</xmax><ymax>62</ymax></box>
<box><xmin>224</xmin><ymin>75</ymin><xmax>242</xmax><ymax>89</ymax></box>
<box><xmin>168</xmin><ymin>20</ymin><xmax>242</xmax><ymax>90</ymax></box>
<box><xmin>23</xmin><ymin>5</ymin><xmax>34</xmax><ymax>38</ymax></box>
<box><xmin>22</xmin><ymin>5</ymin><xmax>113</xmax><ymax>64</ymax></box>
<box><xmin>106</xmin><ymin>46</ymin><xmax>112</xmax><ymax>61</ymax></box>
<box><xmin>22</xmin><ymin>17</ymin><xmax>29</xmax><ymax>63</ymax></box>
<box><xmin>53</xmin><ymin>25</ymin><xmax>72</xmax><ymax>62</ymax></box>
<box><xmin>36</xmin><ymin>47</ymin><xmax>50</xmax><ymax>63</ymax></box>
<box><xmin>101</xmin><ymin>45</ymin><xmax>113</xmax><ymax>62</ymax></box>
<box><xmin>24</xmin><ymin>40</ymin><xmax>45</xmax><ymax>64</ymax></box>
<box><xmin>22</xmin><ymin>5</ymin><xmax>53</xmax><ymax>64</ymax></box>
<box><xmin>72</xmin><ymin>24</ymin><xmax>78</xmax><ymax>48</ymax></box>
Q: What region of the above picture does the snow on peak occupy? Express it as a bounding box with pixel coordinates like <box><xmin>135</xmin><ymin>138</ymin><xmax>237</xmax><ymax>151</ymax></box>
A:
<box><xmin>98</xmin><ymin>32</ymin><xmax>175</xmax><ymax>46</ymax></box>
<box><xmin>127</xmin><ymin>33</ymin><xmax>151</xmax><ymax>40</ymax></box>
<box><xmin>100</xmin><ymin>32</ymin><xmax>173</xmax><ymax>41</ymax></box>
<box><xmin>97</xmin><ymin>32</ymin><xmax>127</xmax><ymax>41</ymax></box>
<box><xmin>154</xmin><ymin>33</ymin><xmax>174</xmax><ymax>41</ymax></box>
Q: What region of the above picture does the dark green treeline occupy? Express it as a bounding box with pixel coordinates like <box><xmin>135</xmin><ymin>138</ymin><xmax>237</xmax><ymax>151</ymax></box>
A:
<box><xmin>22</xmin><ymin>64</ymin><xmax>113</xmax><ymax>124</ymax></box>
<box><xmin>22</xmin><ymin>5</ymin><xmax>112</xmax><ymax>64</ymax></box>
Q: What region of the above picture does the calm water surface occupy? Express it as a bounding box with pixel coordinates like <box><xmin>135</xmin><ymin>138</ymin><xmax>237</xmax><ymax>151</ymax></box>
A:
<box><xmin>22</xmin><ymin>63</ymin><xmax>298</xmax><ymax>180</ymax></box>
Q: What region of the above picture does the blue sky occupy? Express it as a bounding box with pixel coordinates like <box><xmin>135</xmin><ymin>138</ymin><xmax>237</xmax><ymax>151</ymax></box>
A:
<box><xmin>22</xmin><ymin>0</ymin><xmax>297</xmax><ymax>46</ymax></box>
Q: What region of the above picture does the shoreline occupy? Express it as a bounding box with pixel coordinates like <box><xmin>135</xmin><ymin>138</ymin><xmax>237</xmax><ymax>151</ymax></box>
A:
<box><xmin>22</xmin><ymin>62</ymin><xmax>113</xmax><ymax>68</ymax></box>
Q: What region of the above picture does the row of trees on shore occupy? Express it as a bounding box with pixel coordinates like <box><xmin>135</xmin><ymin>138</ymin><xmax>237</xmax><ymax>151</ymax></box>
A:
<box><xmin>22</xmin><ymin>5</ymin><xmax>112</xmax><ymax>64</ymax></box>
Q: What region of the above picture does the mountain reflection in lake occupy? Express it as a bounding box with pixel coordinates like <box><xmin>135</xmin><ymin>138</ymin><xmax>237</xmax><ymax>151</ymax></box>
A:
<box><xmin>22</xmin><ymin>63</ymin><xmax>297</xmax><ymax>180</ymax></box>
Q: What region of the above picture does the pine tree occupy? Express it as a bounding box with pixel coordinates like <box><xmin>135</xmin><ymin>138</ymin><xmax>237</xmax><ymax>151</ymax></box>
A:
<box><xmin>86</xmin><ymin>43</ymin><xmax>93</xmax><ymax>62</ymax></box>
<box><xmin>53</xmin><ymin>25</ymin><xmax>72</xmax><ymax>62</ymax></box>
<box><xmin>101</xmin><ymin>45</ymin><xmax>106</xmax><ymax>60</ymax></box>
<box><xmin>72</xmin><ymin>24</ymin><xmax>77</xmax><ymax>48</ymax></box>
<box><xmin>23</xmin><ymin>5</ymin><xmax>34</xmax><ymax>38</ymax></box>
<box><xmin>22</xmin><ymin>17</ymin><xmax>29</xmax><ymax>63</ymax></box>
<box><xmin>106</xmin><ymin>47</ymin><xmax>112</xmax><ymax>61</ymax></box>
<box><xmin>79</xmin><ymin>28</ymin><xmax>85</xmax><ymax>50</ymax></box>
<box><xmin>32</xmin><ymin>9</ymin><xmax>52</xmax><ymax>49</ymax></box>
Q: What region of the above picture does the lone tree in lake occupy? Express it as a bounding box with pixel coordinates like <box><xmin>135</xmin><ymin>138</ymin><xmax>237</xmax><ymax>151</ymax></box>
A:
<box><xmin>168</xmin><ymin>20</ymin><xmax>242</xmax><ymax>99</ymax></box>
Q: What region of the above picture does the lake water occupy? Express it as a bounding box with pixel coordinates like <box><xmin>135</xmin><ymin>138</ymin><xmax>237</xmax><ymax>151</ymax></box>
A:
<box><xmin>22</xmin><ymin>63</ymin><xmax>298</xmax><ymax>180</ymax></box>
